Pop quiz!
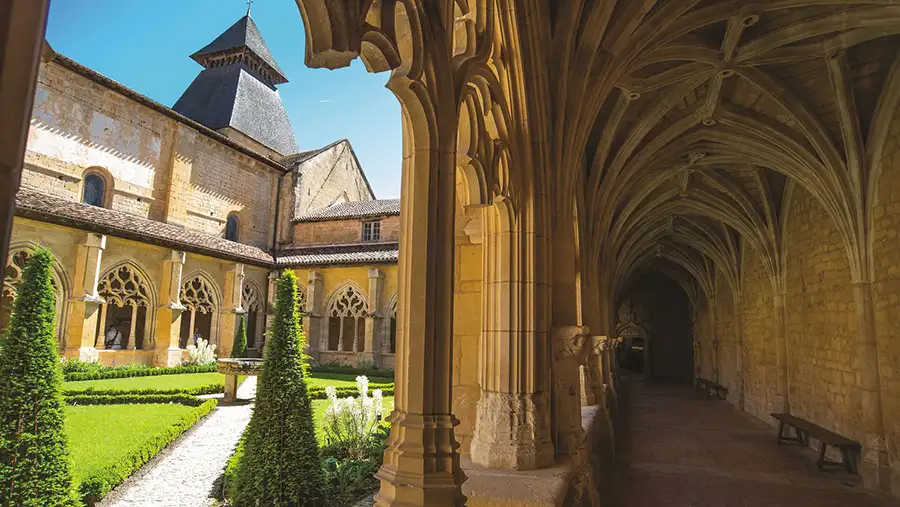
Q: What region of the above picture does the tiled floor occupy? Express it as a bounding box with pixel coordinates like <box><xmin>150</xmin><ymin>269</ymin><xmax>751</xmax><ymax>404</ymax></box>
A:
<box><xmin>613</xmin><ymin>378</ymin><xmax>899</xmax><ymax>507</ymax></box>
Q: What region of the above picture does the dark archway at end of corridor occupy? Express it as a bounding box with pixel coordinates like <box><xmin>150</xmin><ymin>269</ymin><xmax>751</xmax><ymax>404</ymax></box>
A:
<box><xmin>618</xmin><ymin>273</ymin><xmax>693</xmax><ymax>384</ymax></box>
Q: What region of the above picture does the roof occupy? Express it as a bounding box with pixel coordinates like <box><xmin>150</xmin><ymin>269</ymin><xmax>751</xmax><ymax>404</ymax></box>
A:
<box><xmin>191</xmin><ymin>15</ymin><xmax>287</xmax><ymax>84</ymax></box>
<box><xmin>276</xmin><ymin>242</ymin><xmax>399</xmax><ymax>267</ymax></box>
<box><xmin>15</xmin><ymin>189</ymin><xmax>400</xmax><ymax>269</ymax></box>
<box><xmin>294</xmin><ymin>199</ymin><xmax>401</xmax><ymax>223</ymax></box>
<box><xmin>49</xmin><ymin>53</ymin><xmax>288</xmax><ymax>173</ymax></box>
<box><xmin>15</xmin><ymin>188</ymin><xmax>275</xmax><ymax>267</ymax></box>
<box><xmin>282</xmin><ymin>139</ymin><xmax>376</xmax><ymax>199</ymax></box>
<box><xmin>173</xmin><ymin>64</ymin><xmax>300</xmax><ymax>155</ymax></box>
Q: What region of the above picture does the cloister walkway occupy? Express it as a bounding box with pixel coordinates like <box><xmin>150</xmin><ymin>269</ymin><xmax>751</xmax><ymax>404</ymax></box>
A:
<box><xmin>613</xmin><ymin>378</ymin><xmax>900</xmax><ymax>507</ymax></box>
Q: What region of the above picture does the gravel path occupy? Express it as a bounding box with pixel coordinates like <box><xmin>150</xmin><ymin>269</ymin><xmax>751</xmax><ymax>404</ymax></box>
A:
<box><xmin>99</xmin><ymin>377</ymin><xmax>257</xmax><ymax>507</ymax></box>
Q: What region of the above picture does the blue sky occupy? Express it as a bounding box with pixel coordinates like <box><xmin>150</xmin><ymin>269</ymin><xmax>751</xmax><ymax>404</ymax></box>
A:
<box><xmin>45</xmin><ymin>0</ymin><xmax>402</xmax><ymax>198</ymax></box>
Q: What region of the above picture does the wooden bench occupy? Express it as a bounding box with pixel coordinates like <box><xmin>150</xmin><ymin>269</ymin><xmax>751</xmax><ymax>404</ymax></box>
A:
<box><xmin>695</xmin><ymin>377</ymin><xmax>728</xmax><ymax>400</ymax></box>
<box><xmin>770</xmin><ymin>412</ymin><xmax>861</xmax><ymax>474</ymax></box>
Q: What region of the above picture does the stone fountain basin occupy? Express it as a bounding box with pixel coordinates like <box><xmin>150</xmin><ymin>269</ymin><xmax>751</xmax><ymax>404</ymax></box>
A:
<box><xmin>216</xmin><ymin>358</ymin><xmax>264</xmax><ymax>376</ymax></box>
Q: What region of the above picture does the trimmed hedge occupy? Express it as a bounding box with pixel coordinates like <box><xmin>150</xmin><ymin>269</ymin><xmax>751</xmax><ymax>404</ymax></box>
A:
<box><xmin>64</xmin><ymin>364</ymin><xmax>217</xmax><ymax>382</ymax></box>
<box><xmin>311</xmin><ymin>364</ymin><xmax>394</xmax><ymax>378</ymax></box>
<box><xmin>62</xmin><ymin>384</ymin><xmax>223</xmax><ymax>397</ymax></box>
<box><xmin>307</xmin><ymin>384</ymin><xmax>394</xmax><ymax>400</ymax></box>
<box><xmin>77</xmin><ymin>398</ymin><xmax>218</xmax><ymax>505</ymax></box>
<box><xmin>64</xmin><ymin>393</ymin><xmax>209</xmax><ymax>406</ymax></box>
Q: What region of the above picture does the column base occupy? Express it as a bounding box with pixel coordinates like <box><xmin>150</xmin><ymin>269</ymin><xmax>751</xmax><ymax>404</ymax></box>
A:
<box><xmin>64</xmin><ymin>347</ymin><xmax>98</xmax><ymax>363</ymax></box>
<box><xmin>469</xmin><ymin>391</ymin><xmax>555</xmax><ymax>470</ymax></box>
<box><xmin>153</xmin><ymin>347</ymin><xmax>183</xmax><ymax>367</ymax></box>
<box><xmin>374</xmin><ymin>411</ymin><xmax>467</xmax><ymax>507</ymax></box>
<box><xmin>861</xmin><ymin>446</ymin><xmax>891</xmax><ymax>492</ymax></box>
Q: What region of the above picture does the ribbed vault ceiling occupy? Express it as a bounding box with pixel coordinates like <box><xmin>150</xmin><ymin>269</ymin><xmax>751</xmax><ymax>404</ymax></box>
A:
<box><xmin>567</xmin><ymin>1</ymin><xmax>900</xmax><ymax>301</ymax></box>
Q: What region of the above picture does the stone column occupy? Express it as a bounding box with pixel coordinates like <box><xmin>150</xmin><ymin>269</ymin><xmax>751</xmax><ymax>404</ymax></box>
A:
<box><xmin>218</xmin><ymin>263</ymin><xmax>246</xmax><ymax>358</ymax></box>
<box><xmin>733</xmin><ymin>294</ymin><xmax>745</xmax><ymax>409</ymax></box>
<box><xmin>154</xmin><ymin>250</ymin><xmax>186</xmax><ymax>366</ymax></box>
<box><xmin>365</xmin><ymin>268</ymin><xmax>385</xmax><ymax>365</ymax></box>
<box><xmin>552</xmin><ymin>325</ymin><xmax>589</xmax><ymax>459</ymax></box>
<box><xmin>772</xmin><ymin>292</ymin><xmax>789</xmax><ymax>413</ymax></box>
<box><xmin>261</xmin><ymin>270</ymin><xmax>278</xmax><ymax>354</ymax></box>
<box><xmin>470</xmin><ymin>200</ymin><xmax>555</xmax><ymax>470</ymax></box>
<box><xmin>306</xmin><ymin>271</ymin><xmax>325</xmax><ymax>354</ymax></box>
<box><xmin>853</xmin><ymin>281</ymin><xmax>890</xmax><ymax>489</ymax></box>
<box><xmin>64</xmin><ymin>233</ymin><xmax>106</xmax><ymax>362</ymax></box>
<box><xmin>580</xmin><ymin>365</ymin><xmax>597</xmax><ymax>407</ymax></box>
<box><xmin>373</xmin><ymin>141</ymin><xmax>465</xmax><ymax>506</ymax></box>
<box><xmin>710</xmin><ymin>293</ymin><xmax>719</xmax><ymax>382</ymax></box>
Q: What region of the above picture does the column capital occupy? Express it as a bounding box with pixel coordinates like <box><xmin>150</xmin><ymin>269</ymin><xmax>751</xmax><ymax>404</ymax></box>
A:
<box><xmin>591</xmin><ymin>335</ymin><xmax>609</xmax><ymax>354</ymax></box>
<box><xmin>368</xmin><ymin>267</ymin><xmax>385</xmax><ymax>279</ymax></box>
<box><xmin>83</xmin><ymin>232</ymin><xmax>106</xmax><ymax>249</ymax></box>
<box><xmin>552</xmin><ymin>325</ymin><xmax>590</xmax><ymax>358</ymax></box>
<box><xmin>308</xmin><ymin>270</ymin><xmax>323</xmax><ymax>282</ymax></box>
<box><xmin>168</xmin><ymin>249</ymin><xmax>186</xmax><ymax>265</ymax></box>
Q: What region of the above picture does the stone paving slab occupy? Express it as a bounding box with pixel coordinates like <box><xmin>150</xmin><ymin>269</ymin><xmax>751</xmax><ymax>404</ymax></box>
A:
<box><xmin>98</xmin><ymin>377</ymin><xmax>257</xmax><ymax>507</ymax></box>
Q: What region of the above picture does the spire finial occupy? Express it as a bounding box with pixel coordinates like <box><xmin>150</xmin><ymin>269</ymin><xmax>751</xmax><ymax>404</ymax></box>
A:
<box><xmin>246</xmin><ymin>0</ymin><xmax>253</xmax><ymax>16</ymax></box>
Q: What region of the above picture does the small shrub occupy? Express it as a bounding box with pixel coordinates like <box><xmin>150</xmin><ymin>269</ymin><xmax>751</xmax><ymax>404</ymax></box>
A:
<box><xmin>232</xmin><ymin>270</ymin><xmax>325</xmax><ymax>506</ymax></box>
<box><xmin>63</xmin><ymin>364</ymin><xmax>216</xmax><ymax>382</ymax></box>
<box><xmin>0</xmin><ymin>248</ymin><xmax>77</xmax><ymax>506</ymax></box>
<box><xmin>64</xmin><ymin>393</ymin><xmax>208</xmax><ymax>406</ymax></box>
<box><xmin>232</xmin><ymin>315</ymin><xmax>248</xmax><ymax>359</ymax></box>
<box><xmin>62</xmin><ymin>384</ymin><xmax>223</xmax><ymax>398</ymax></box>
<box><xmin>184</xmin><ymin>338</ymin><xmax>217</xmax><ymax>366</ymax></box>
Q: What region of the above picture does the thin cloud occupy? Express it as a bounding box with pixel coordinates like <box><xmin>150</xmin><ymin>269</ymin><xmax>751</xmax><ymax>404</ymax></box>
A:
<box><xmin>318</xmin><ymin>99</ymin><xmax>331</xmax><ymax>103</ymax></box>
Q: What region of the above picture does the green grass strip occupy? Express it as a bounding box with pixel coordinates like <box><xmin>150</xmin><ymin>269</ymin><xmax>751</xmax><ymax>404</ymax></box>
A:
<box><xmin>77</xmin><ymin>398</ymin><xmax>218</xmax><ymax>504</ymax></box>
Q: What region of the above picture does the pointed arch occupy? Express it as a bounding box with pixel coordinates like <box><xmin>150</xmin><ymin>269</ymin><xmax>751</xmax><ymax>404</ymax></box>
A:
<box><xmin>94</xmin><ymin>260</ymin><xmax>156</xmax><ymax>350</ymax></box>
<box><xmin>242</xmin><ymin>279</ymin><xmax>264</xmax><ymax>349</ymax></box>
<box><xmin>179</xmin><ymin>271</ymin><xmax>221</xmax><ymax>348</ymax></box>
<box><xmin>2</xmin><ymin>242</ymin><xmax>70</xmax><ymax>349</ymax></box>
<box><xmin>383</xmin><ymin>291</ymin><xmax>398</xmax><ymax>354</ymax></box>
<box><xmin>324</xmin><ymin>281</ymin><xmax>369</xmax><ymax>352</ymax></box>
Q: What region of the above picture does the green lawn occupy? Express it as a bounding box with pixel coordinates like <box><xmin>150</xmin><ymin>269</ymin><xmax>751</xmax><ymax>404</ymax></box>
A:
<box><xmin>65</xmin><ymin>404</ymin><xmax>196</xmax><ymax>483</ymax></box>
<box><xmin>63</xmin><ymin>372</ymin><xmax>225</xmax><ymax>392</ymax></box>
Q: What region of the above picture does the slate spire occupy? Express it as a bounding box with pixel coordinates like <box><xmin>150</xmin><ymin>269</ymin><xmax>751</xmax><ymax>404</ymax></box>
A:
<box><xmin>173</xmin><ymin>13</ymin><xmax>299</xmax><ymax>156</ymax></box>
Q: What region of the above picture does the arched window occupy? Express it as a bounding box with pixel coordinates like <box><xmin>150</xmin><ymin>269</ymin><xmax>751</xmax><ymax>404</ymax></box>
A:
<box><xmin>82</xmin><ymin>173</ymin><xmax>106</xmax><ymax>207</ymax></box>
<box><xmin>242</xmin><ymin>282</ymin><xmax>262</xmax><ymax>349</ymax></box>
<box><xmin>179</xmin><ymin>275</ymin><xmax>218</xmax><ymax>348</ymax></box>
<box><xmin>2</xmin><ymin>249</ymin><xmax>67</xmax><ymax>349</ymax></box>
<box><xmin>93</xmin><ymin>264</ymin><xmax>153</xmax><ymax>350</ymax></box>
<box><xmin>326</xmin><ymin>284</ymin><xmax>367</xmax><ymax>352</ymax></box>
<box><xmin>225</xmin><ymin>215</ymin><xmax>240</xmax><ymax>242</ymax></box>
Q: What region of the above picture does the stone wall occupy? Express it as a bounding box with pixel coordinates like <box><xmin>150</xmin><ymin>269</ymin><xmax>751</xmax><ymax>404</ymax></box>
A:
<box><xmin>23</xmin><ymin>59</ymin><xmax>281</xmax><ymax>250</ymax></box>
<box><xmin>714</xmin><ymin>275</ymin><xmax>739</xmax><ymax>400</ymax></box>
<box><xmin>739</xmin><ymin>249</ymin><xmax>776</xmax><ymax>422</ymax></box>
<box><xmin>292</xmin><ymin>215</ymin><xmax>400</xmax><ymax>246</ymax></box>
<box><xmin>291</xmin><ymin>140</ymin><xmax>374</xmax><ymax>217</ymax></box>
<box><xmin>783</xmin><ymin>185</ymin><xmax>861</xmax><ymax>442</ymax></box>
<box><xmin>872</xmin><ymin>109</ymin><xmax>900</xmax><ymax>493</ymax></box>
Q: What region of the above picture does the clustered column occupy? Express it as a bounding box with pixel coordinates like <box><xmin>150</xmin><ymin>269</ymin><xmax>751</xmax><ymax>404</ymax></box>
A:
<box><xmin>65</xmin><ymin>232</ymin><xmax>106</xmax><ymax>362</ymax></box>
<box><xmin>218</xmin><ymin>263</ymin><xmax>246</xmax><ymax>357</ymax></box>
<box><xmin>153</xmin><ymin>250</ymin><xmax>185</xmax><ymax>366</ymax></box>
<box><xmin>365</xmin><ymin>268</ymin><xmax>384</xmax><ymax>365</ymax></box>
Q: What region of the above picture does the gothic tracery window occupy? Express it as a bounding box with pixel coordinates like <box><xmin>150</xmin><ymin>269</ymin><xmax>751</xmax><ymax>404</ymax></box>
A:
<box><xmin>94</xmin><ymin>265</ymin><xmax>153</xmax><ymax>350</ymax></box>
<box><xmin>179</xmin><ymin>275</ymin><xmax>218</xmax><ymax>348</ymax></box>
<box><xmin>2</xmin><ymin>249</ymin><xmax>66</xmax><ymax>349</ymax></box>
<box><xmin>243</xmin><ymin>282</ymin><xmax>261</xmax><ymax>348</ymax></box>
<box><xmin>327</xmin><ymin>285</ymin><xmax>367</xmax><ymax>352</ymax></box>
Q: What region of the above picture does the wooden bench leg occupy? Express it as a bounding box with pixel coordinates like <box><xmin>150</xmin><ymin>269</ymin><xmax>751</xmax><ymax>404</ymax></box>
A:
<box><xmin>840</xmin><ymin>448</ymin><xmax>857</xmax><ymax>475</ymax></box>
<box><xmin>795</xmin><ymin>427</ymin><xmax>806</xmax><ymax>446</ymax></box>
<box><xmin>816</xmin><ymin>442</ymin><xmax>827</xmax><ymax>471</ymax></box>
<box><xmin>776</xmin><ymin>421</ymin><xmax>786</xmax><ymax>445</ymax></box>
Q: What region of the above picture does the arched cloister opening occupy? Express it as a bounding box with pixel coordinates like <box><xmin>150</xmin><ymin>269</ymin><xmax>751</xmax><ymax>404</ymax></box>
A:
<box><xmin>324</xmin><ymin>282</ymin><xmax>367</xmax><ymax>353</ymax></box>
<box><xmin>2</xmin><ymin>246</ymin><xmax>69</xmax><ymax>349</ymax></box>
<box><xmin>382</xmin><ymin>292</ymin><xmax>397</xmax><ymax>355</ymax></box>
<box><xmin>94</xmin><ymin>262</ymin><xmax>154</xmax><ymax>350</ymax></box>
<box><xmin>179</xmin><ymin>272</ymin><xmax>219</xmax><ymax>348</ymax></box>
<box><xmin>242</xmin><ymin>280</ymin><xmax>263</xmax><ymax>349</ymax></box>
<box><xmin>615</xmin><ymin>299</ymin><xmax>650</xmax><ymax>375</ymax></box>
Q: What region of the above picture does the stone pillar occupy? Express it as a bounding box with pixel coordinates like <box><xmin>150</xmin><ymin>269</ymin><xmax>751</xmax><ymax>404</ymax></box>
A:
<box><xmin>470</xmin><ymin>200</ymin><xmax>555</xmax><ymax>470</ymax></box>
<box><xmin>162</xmin><ymin>125</ymin><xmax>196</xmax><ymax>227</ymax></box>
<box><xmin>64</xmin><ymin>233</ymin><xmax>106</xmax><ymax>362</ymax></box>
<box><xmin>218</xmin><ymin>263</ymin><xmax>246</xmax><ymax>358</ymax></box>
<box><xmin>261</xmin><ymin>270</ymin><xmax>278</xmax><ymax>354</ymax></box>
<box><xmin>853</xmin><ymin>281</ymin><xmax>890</xmax><ymax>490</ymax></box>
<box><xmin>306</xmin><ymin>271</ymin><xmax>325</xmax><ymax>354</ymax></box>
<box><xmin>365</xmin><ymin>268</ymin><xmax>385</xmax><ymax>365</ymax></box>
<box><xmin>551</xmin><ymin>325</ymin><xmax>589</xmax><ymax>459</ymax></box>
<box><xmin>772</xmin><ymin>292</ymin><xmax>789</xmax><ymax>413</ymax></box>
<box><xmin>710</xmin><ymin>293</ymin><xmax>719</xmax><ymax>382</ymax></box>
<box><xmin>580</xmin><ymin>365</ymin><xmax>597</xmax><ymax>407</ymax></box>
<box><xmin>733</xmin><ymin>294</ymin><xmax>745</xmax><ymax>409</ymax></box>
<box><xmin>154</xmin><ymin>250</ymin><xmax>186</xmax><ymax>366</ymax></box>
<box><xmin>373</xmin><ymin>143</ymin><xmax>465</xmax><ymax>506</ymax></box>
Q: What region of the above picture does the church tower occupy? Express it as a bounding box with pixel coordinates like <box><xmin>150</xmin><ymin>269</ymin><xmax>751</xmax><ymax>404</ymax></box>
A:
<box><xmin>173</xmin><ymin>13</ymin><xmax>299</xmax><ymax>156</ymax></box>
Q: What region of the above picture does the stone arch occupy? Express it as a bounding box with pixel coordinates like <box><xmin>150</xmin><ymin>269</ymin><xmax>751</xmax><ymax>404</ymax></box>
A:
<box><xmin>324</xmin><ymin>281</ymin><xmax>369</xmax><ymax>352</ymax></box>
<box><xmin>2</xmin><ymin>242</ymin><xmax>70</xmax><ymax>349</ymax></box>
<box><xmin>179</xmin><ymin>271</ymin><xmax>220</xmax><ymax>349</ymax></box>
<box><xmin>242</xmin><ymin>279</ymin><xmax>264</xmax><ymax>349</ymax></box>
<box><xmin>95</xmin><ymin>261</ymin><xmax>156</xmax><ymax>350</ymax></box>
<box><xmin>382</xmin><ymin>292</ymin><xmax>398</xmax><ymax>354</ymax></box>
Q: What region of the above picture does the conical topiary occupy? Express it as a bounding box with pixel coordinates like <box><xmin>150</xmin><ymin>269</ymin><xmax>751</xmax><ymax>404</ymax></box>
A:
<box><xmin>233</xmin><ymin>270</ymin><xmax>325</xmax><ymax>506</ymax></box>
<box><xmin>231</xmin><ymin>315</ymin><xmax>248</xmax><ymax>359</ymax></box>
<box><xmin>0</xmin><ymin>248</ymin><xmax>76</xmax><ymax>506</ymax></box>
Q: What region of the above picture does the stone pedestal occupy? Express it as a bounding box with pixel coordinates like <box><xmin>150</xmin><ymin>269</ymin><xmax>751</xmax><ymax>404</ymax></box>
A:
<box><xmin>470</xmin><ymin>391</ymin><xmax>555</xmax><ymax>469</ymax></box>
<box><xmin>552</xmin><ymin>325</ymin><xmax>589</xmax><ymax>459</ymax></box>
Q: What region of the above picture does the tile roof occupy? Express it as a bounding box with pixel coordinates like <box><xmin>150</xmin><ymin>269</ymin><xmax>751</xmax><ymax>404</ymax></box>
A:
<box><xmin>294</xmin><ymin>199</ymin><xmax>401</xmax><ymax>223</ymax></box>
<box><xmin>15</xmin><ymin>188</ymin><xmax>275</xmax><ymax>266</ymax></box>
<box><xmin>15</xmin><ymin>189</ymin><xmax>399</xmax><ymax>269</ymax></box>
<box><xmin>276</xmin><ymin>242</ymin><xmax>399</xmax><ymax>267</ymax></box>
<box><xmin>190</xmin><ymin>15</ymin><xmax>287</xmax><ymax>84</ymax></box>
